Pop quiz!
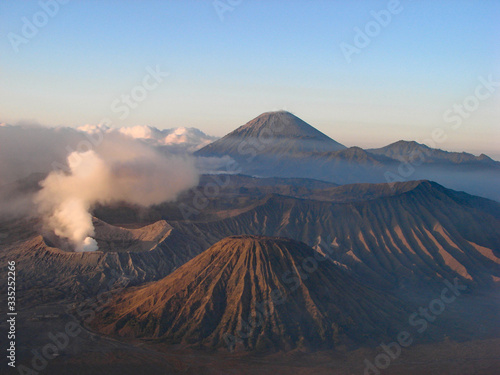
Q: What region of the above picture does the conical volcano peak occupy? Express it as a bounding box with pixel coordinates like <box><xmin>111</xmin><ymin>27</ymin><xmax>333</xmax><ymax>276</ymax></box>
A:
<box><xmin>93</xmin><ymin>235</ymin><xmax>407</xmax><ymax>351</ymax></box>
<box><xmin>217</xmin><ymin>234</ymin><xmax>304</xmax><ymax>248</ymax></box>
<box><xmin>230</xmin><ymin>111</ymin><xmax>335</xmax><ymax>141</ymax></box>
<box><xmin>206</xmin><ymin>235</ymin><xmax>321</xmax><ymax>263</ymax></box>
<box><xmin>196</xmin><ymin>111</ymin><xmax>346</xmax><ymax>157</ymax></box>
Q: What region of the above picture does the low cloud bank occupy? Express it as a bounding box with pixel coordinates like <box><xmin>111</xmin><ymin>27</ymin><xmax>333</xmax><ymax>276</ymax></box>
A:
<box><xmin>0</xmin><ymin>123</ymin><xmax>199</xmax><ymax>251</ymax></box>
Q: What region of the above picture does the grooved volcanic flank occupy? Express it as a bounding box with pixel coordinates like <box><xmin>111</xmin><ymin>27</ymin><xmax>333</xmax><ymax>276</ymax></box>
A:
<box><xmin>94</xmin><ymin>236</ymin><xmax>407</xmax><ymax>351</ymax></box>
<box><xmin>196</xmin><ymin>111</ymin><xmax>346</xmax><ymax>157</ymax></box>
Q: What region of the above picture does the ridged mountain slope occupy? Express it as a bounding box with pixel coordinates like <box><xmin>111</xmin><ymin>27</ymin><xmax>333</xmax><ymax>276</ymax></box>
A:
<box><xmin>93</xmin><ymin>236</ymin><xmax>407</xmax><ymax>351</ymax></box>
<box><xmin>170</xmin><ymin>181</ymin><xmax>500</xmax><ymax>289</ymax></box>
<box><xmin>0</xmin><ymin>218</ymin><xmax>205</xmax><ymax>306</ymax></box>
<box><xmin>368</xmin><ymin>140</ymin><xmax>498</xmax><ymax>166</ymax></box>
<box><xmin>195</xmin><ymin>111</ymin><xmax>346</xmax><ymax>158</ymax></box>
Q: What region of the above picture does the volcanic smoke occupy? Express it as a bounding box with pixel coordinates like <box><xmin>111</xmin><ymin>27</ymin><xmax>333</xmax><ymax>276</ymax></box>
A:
<box><xmin>34</xmin><ymin>137</ymin><xmax>198</xmax><ymax>252</ymax></box>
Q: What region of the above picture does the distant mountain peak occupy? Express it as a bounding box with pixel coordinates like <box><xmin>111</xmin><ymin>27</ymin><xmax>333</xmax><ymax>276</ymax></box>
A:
<box><xmin>381</xmin><ymin>140</ymin><xmax>429</xmax><ymax>150</ymax></box>
<box><xmin>228</xmin><ymin>111</ymin><xmax>334</xmax><ymax>140</ymax></box>
<box><xmin>368</xmin><ymin>140</ymin><xmax>498</xmax><ymax>166</ymax></box>
<box><xmin>196</xmin><ymin>112</ymin><xmax>346</xmax><ymax>158</ymax></box>
<box><xmin>393</xmin><ymin>140</ymin><xmax>420</xmax><ymax>145</ymax></box>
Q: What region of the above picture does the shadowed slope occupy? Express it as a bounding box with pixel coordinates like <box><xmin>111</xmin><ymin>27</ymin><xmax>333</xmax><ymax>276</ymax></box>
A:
<box><xmin>94</xmin><ymin>236</ymin><xmax>407</xmax><ymax>351</ymax></box>
<box><xmin>0</xmin><ymin>218</ymin><xmax>205</xmax><ymax>306</ymax></box>
<box><xmin>169</xmin><ymin>181</ymin><xmax>500</xmax><ymax>289</ymax></box>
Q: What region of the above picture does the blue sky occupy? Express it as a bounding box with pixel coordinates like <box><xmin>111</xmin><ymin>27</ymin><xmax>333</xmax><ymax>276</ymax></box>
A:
<box><xmin>1</xmin><ymin>0</ymin><xmax>499</xmax><ymax>157</ymax></box>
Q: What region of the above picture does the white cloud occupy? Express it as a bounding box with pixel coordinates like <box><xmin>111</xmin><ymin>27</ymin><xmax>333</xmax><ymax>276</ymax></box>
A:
<box><xmin>0</xmin><ymin>123</ymin><xmax>201</xmax><ymax>251</ymax></box>
<box><xmin>76</xmin><ymin>124</ymin><xmax>218</xmax><ymax>153</ymax></box>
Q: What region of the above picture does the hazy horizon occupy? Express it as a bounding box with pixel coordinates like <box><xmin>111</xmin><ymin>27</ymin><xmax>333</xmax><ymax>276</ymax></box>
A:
<box><xmin>1</xmin><ymin>1</ymin><xmax>499</xmax><ymax>159</ymax></box>
<box><xmin>1</xmin><ymin>114</ymin><xmax>499</xmax><ymax>161</ymax></box>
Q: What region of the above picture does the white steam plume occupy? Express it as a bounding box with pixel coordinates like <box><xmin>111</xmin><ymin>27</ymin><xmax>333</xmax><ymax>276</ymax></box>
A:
<box><xmin>34</xmin><ymin>135</ymin><xmax>198</xmax><ymax>252</ymax></box>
